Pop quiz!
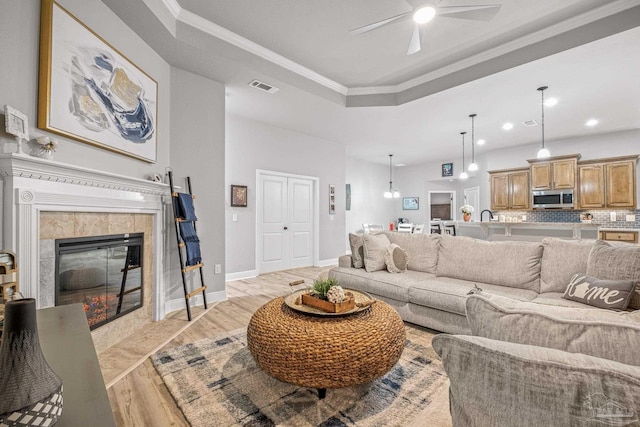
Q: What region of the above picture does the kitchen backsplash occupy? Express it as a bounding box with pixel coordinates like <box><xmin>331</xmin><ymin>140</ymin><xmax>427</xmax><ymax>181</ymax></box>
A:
<box><xmin>491</xmin><ymin>209</ymin><xmax>640</xmax><ymax>229</ymax></box>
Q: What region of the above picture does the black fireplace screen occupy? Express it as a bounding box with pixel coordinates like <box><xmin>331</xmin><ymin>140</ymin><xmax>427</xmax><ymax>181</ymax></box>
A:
<box><xmin>55</xmin><ymin>233</ymin><xmax>143</xmax><ymax>330</ymax></box>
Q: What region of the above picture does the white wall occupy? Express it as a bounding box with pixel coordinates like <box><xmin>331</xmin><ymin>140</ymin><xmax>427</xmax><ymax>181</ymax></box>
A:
<box><xmin>225</xmin><ymin>114</ymin><xmax>345</xmax><ymax>275</ymax></box>
<box><xmin>345</xmin><ymin>157</ymin><xmax>397</xmax><ymax>236</ymax></box>
<box><xmin>169</xmin><ymin>68</ymin><xmax>226</xmax><ymax>299</ymax></box>
<box><xmin>0</xmin><ymin>0</ymin><xmax>171</xmax><ymax>178</ymax></box>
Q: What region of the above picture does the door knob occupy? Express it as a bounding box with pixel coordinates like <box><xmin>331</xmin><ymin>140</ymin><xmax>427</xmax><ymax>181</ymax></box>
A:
<box><xmin>283</xmin><ymin>226</ymin><xmax>288</xmax><ymax>231</ymax></box>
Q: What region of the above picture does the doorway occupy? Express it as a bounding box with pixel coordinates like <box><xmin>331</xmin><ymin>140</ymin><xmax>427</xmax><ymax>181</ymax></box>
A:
<box><xmin>463</xmin><ymin>186</ymin><xmax>480</xmax><ymax>221</ymax></box>
<box><xmin>428</xmin><ymin>191</ymin><xmax>456</xmax><ymax>222</ymax></box>
<box><xmin>256</xmin><ymin>170</ymin><xmax>318</xmax><ymax>274</ymax></box>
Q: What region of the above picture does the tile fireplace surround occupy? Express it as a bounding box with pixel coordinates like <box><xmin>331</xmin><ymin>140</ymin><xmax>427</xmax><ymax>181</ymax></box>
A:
<box><xmin>0</xmin><ymin>153</ymin><xmax>169</xmax><ymax>351</ymax></box>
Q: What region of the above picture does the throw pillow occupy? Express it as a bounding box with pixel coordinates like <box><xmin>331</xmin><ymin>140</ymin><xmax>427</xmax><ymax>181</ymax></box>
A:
<box><xmin>385</xmin><ymin>244</ymin><xmax>408</xmax><ymax>273</ymax></box>
<box><xmin>562</xmin><ymin>274</ymin><xmax>636</xmax><ymax>310</ymax></box>
<box><xmin>587</xmin><ymin>240</ymin><xmax>640</xmax><ymax>309</ymax></box>
<box><xmin>362</xmin><ymin>233</ymin><xmax>391</xmax><ymax>272</ymax></box>
<box><xmin>348</xmin><ymin>233</ymin><xmax>365</xmax><ymax>268</ymax></box>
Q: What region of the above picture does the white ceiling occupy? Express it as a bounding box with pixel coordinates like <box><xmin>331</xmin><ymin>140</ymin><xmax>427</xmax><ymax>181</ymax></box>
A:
<box><xmin>102</xmin><ymin>0</ymin><xmax>640</xmax><ymax>165</ymax></box>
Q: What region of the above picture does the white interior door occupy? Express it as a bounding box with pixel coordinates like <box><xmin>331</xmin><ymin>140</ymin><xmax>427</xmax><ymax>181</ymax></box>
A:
<box><xmin>258</xmin><ymin>173</ymin><xmax>315</xmax><ymax>274</ymax></box>
<box><xmin>464</xmin><ymin>186</ymin><xmax>480</xmax><ymax>221</ymax></box>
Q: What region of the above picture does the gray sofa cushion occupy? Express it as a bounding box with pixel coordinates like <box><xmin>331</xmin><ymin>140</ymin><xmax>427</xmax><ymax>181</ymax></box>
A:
<box><xmin>466</xmin><ymin>293</ymin><xmax>640</xmax><ymax>365</ymax></box>
<box><xmin>436</xmin><ymin>235</ymin><xmax>543</xmax><ymax>292</ymax></box>
<box><xmin>385</xmin><ymin>232</ymin><xmax>440</xmax><ymax>273</ymax></box>
<box><xmin>409</xmin><ymin>277</ymin><xmax>537</xmax><ymax>316</ymax></box>
<box><xmin>362</xmin><ymin>232</ymin><xmax>391</xmax><ymax>272</ymax></box>
<box><xmin>532</xmin><ymin>292</ymin><xmax>601</xmax><ymax>308</ymax></box>
<box><xmin>540</xmin><ymin>238</ymin><xmax>594</xmax><ymax>293</ymax></box>
<box><xmin>328</xmin><ymin>267</ymin><xmax>422</xmax><ymax>303</ymax></box>
<box><xmin>348</xmin><ymin>233</ymin><xmax>365</xmax><ymax>268</ymax></box>
<box><xmin>587</xmin><ymin>240</ymin><xmax>640</xmax><ymax>310</ymax></box>
<box><xmin>433</xmin><ymin>334</ymin><xmax>640</xmax><ymax>427</ymax></box>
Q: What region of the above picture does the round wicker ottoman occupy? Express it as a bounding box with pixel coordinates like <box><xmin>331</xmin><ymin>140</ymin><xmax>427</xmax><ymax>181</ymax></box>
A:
<box><xmin>247</xmin><ymin>296</ymin><xmax>406</xmax><ymax>398</ymax></box>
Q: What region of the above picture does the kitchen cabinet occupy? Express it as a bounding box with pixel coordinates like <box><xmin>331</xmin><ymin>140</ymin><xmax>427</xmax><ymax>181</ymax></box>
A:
<box><xmin>598</xmin><ymin>229</ymin><xmax>639</xmax><ymax>244</ymax></box>
<box><xmin>489</xmin><ymin>168</ymin><xmax>530</xmax><ymax>210</ymax></box>
<box><xmin>578</xmin><ymin>156</ymin><xmax>637</xmax><ymax>209</ymax></box>
<box><xmin>528</xmin><ymin>155</ymin><xmax>579</xmax><ymax>190</ymax></box>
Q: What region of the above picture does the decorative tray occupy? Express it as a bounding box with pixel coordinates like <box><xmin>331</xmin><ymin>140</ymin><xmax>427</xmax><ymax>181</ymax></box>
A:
<box><xmin>284</xmin><ymin>288</ymin><xmax>375</xmax><ymax>317</ymax></box>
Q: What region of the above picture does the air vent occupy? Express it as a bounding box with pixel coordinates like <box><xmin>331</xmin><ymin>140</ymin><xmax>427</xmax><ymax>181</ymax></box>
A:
<box><xmin>249</xmin><ymin>79</ymin><xmax>279</xmax><ymax>94</ymax></box>
<box><xmin>523</xmin><ymin>120</ymin><xmax>538</xmax><ymax>127</ymax></box>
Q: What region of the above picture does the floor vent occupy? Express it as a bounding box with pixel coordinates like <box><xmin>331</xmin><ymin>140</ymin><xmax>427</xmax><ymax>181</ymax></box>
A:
<box><xmin>523</xmin><ymin>120</ymin><xmax>538</xmax><ymax>127</ymax></box>
<box><xmin>249</xmin><ymin>79</ymin><xmax>279</xmax><ymax>94</ymax></box>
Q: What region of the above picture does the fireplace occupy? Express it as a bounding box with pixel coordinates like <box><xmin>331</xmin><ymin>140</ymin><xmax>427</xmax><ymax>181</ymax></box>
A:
<box><xmin>55</xmin><ymin>233</ymin><xmax>144</xmax><ymax>330</ymax></box>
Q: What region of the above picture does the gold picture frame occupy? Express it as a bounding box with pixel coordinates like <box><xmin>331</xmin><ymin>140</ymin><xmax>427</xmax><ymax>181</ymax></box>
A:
<box><xmin>38</xmin><ymin>0</ymin><xmax>158</xmax><ymax>162</ymax></box>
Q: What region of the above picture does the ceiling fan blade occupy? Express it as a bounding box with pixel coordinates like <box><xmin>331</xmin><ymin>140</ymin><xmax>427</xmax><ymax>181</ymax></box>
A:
<box><xmin>350</xmin><ymin>11</ymin><xmax>412</xmax><ymax>35</ymax></box>
<box><xmin>437</xmin><ymin>4</ymin><xmax>502</xmax><ymax>21</ymax></box>
<box><xmin>407</xmin><ymin>24</ymin><xmax>421</xmax><ymax>55</ymax></box>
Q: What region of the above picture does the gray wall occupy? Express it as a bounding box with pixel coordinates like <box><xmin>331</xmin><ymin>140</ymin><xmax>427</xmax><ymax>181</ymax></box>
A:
<box><xmin>225</xmin><ymin>114</ymin><xmax>345</xmax><ymax>275</ymax></box>
<box><xmin>169</xmin><ymin>68</ymin><xmax>226</xmax><ymax>298</ymax></box>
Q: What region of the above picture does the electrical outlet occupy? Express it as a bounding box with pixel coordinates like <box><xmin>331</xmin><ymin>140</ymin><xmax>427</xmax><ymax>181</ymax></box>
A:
<box><xmin>521</xmin><ymin>215</ymin><xmax>527</xmax><ymax>222</ymax></box>
<box><xmin>626</xmin><ymin>214</ymin><xmax>636</xmax><ymax>222</ymax></box>
<box><xmin>610</xmin><ymin>212</ymin><xmax>617</xmax><ymax>222</ymax></box>
<box><xmin>214</xmin><ymin>264</ymin><xmax>221</xmax><ymax>274</ymax></box>
<box><xmin>232</xmin><ymin>213</ymin><xmax>238</xmax><ymax>222</ymax></box>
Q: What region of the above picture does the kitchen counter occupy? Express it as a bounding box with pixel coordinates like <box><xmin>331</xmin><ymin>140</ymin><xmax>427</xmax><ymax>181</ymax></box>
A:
<box><xmin>450</xmin><ymin>221</ymin><xmax>600</xmax><ymax>240</ymax></box>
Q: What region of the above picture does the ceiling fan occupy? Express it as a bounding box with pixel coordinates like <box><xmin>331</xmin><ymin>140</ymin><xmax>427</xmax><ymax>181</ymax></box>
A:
<box><xmin>350</xmin><ymin>2</ymin><xmax>502</xmax><ymax>55</ymax></box>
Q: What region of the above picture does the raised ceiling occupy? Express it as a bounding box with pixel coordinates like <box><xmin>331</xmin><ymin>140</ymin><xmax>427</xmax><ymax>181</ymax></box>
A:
<box><xmin>102</xmin><ymin>0</ymin><xmax>640</xmax><ymax>164</ymax></box>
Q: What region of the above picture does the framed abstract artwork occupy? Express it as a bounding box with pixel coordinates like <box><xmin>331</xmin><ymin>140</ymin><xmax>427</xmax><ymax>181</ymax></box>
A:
<box><xmin>231</xmin><ymin>185</ymin><xmax>248</xmax><ymax>207</ymax></box>
<box><xmin>442</xmin><ymin>163</ymin><xmax>453</xmax><ymax>177</ymax></box>
<box><xmin>38</xmin><ymin>0</ymin><xmax>158</xmax><ymax>162</ymax></box>
<box><xmin>329</xmin><ymin>184</ymin><xmax>336</xmax><ymax>214</ymax></box>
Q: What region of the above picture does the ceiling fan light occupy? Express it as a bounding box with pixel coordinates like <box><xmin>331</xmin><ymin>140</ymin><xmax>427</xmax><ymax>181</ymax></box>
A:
<box><xmin>413</xmin><ymin>6</ymin><xmax>436</xmax><ymax>24</ymax></box>
<box><xmin>468</xmin><ymin>162</ymin><xmax>478</xmax><ymax>172</ymax></box>
<box><xmin>537</xmin><ymin>147</ymin><xmax>550</xmax><ymax>159</ymax></box>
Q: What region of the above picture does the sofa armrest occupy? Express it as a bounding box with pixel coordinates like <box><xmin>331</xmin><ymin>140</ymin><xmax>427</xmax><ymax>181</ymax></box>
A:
<box><xmin>433</xmin><ymin>334</ymin><xmax>640</xmax><ymax>427</ymax></box>
<box><xmin>466</xmin><ymin>293</ymin><xmax>640</xmax><ymax>366</ymax></box>
<box><xmin>338</xmin><ymin>255</ymin><xmax>353</xmax><ymax>268</ymax></box>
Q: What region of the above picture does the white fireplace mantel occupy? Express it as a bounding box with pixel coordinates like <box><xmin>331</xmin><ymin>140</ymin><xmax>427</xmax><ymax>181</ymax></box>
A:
<box><xmin>0</xmin><ymin>153</ymin><xmax>171</xmax><ymax>320</ymax></box>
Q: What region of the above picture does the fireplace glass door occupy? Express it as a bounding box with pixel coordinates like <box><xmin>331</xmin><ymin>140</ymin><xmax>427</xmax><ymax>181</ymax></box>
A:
<box><xmin>55</xmin><ymin>234</ymin><xmax>143</xmax><ymax>330</ymax></box>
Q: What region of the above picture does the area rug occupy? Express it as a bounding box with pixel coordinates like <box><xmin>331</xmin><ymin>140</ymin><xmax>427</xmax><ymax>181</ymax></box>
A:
<box><xmin>151</xmin><ymin>327</ymin><xmax>448</xmax><ymax>427</ymax></box>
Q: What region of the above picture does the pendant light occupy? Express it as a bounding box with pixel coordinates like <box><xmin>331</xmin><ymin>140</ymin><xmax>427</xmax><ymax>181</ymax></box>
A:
<box><xmin>468</xmin><ymin>113</ymin><xmax>478</xmax><ymax>172</ymax></box>
<box><xmin>383</xmin><ymin>154</ymin><xmax>400</xmax><ymax>198</ymax></box>
<box><xmin>537</xmin><ymin>86</ymin><xmax>550</xmax><ymax>159</ymax></box>
<box><xmin>459</xmin><ymin>132</ymin><xmax>468</xmax><ymax>180</ymax></box>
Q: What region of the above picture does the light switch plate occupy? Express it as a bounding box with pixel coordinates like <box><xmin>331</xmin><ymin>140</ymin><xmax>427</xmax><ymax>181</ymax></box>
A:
<box><xmin>610</xmin><ymin>212</ymin><xmax>617</xmax><ymax>221</ymax></box>
<box><xmin>215</xmin><ymin>264</ymin><xmax>221</xmax><ymax>274</ymax></box>
<box><xmin>626</xmin><ymin>214</ymin><xmax>636</xmax><ymax>222</ymax></box>
<box><xmin>232</xmin><ymin>213</ymin><xmax>238</xmax><ymax>222</ymax></box>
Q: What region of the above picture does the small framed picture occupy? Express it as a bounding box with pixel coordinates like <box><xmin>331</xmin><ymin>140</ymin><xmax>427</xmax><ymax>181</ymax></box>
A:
<box><xmin>4</xmin><ymin>105</ymin><xmax>29</xmax><ymax>141</ymax></box>
<box><xmin>403</xmin><ymin>197</ymin><xmax>419</xmax><ymax>210</ymax></box>
<box><xmin>231</xmin><ymin>185</ymin><xmax>248</xmax><ymax>207</ymax></box>
<box><xmin>329</xmin><ymin>184</ymin><xmax>336</xmax><ymax>214</ymax></box>
<box><xmin>442</xmin><ymin>163</ymin><xmax>453</xmax><ymax>177</ymax></box>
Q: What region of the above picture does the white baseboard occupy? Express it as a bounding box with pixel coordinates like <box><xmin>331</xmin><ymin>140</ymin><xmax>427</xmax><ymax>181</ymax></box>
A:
<box><xmin>317</xmin><ymin>258</ymin><xmax>338</xmax><ymax>267</ymax></box>
<box><xmin>225</xmin><ymin>269</ymin><xmax>258</xmax><ymax>282</ymax></box>
<box><xmin>164</xmin><ymin>290</ymin><xmax>227</xmax><ymax>315</ymax></box>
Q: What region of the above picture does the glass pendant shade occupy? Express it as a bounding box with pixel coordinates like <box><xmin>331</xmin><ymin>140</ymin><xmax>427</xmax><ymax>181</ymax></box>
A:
<box><xmin>468</xmin><ymin>113</ymin><xmax>478</xmax><ymax>172</ymax></box>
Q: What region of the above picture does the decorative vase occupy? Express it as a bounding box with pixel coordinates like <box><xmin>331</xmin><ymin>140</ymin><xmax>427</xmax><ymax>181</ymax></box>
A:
<box><xmin>0</xmin><ymin>299</ymin><xmax>63</xmax><ymax>425</ymax></box>
<box><xmin>463</xmin><ymin>213</ymin><xmax>471</xmax><ymax>222</ymax></box>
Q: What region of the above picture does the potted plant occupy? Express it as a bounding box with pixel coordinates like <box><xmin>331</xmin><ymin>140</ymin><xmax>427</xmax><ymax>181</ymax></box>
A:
<box><xmin>301</xmin><ymin>278</ymin><xmax>355</xmax><ymax>313</ymax></box>
<box><xmin>460</xmin><ymin>205</ymin><xmax>474</xmax><ymax>222</ymax></box>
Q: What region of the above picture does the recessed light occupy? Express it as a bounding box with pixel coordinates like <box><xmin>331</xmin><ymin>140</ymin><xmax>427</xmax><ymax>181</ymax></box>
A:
<box><xmin>502</xmin><ymin>123</ymin><xmax>514</xmax><ymax>131</ymax></box>
<box><xmin>586</xmin><ymin>119</ymin><xmax>599</xmax><ymax>127</ymax></box>
<box><xmin>544</xmin><ymin>98</ymin><xmax>558</xmax><ymax>107</ymax></box>
<box><xmin>395</xmin><ymin>163</ymin><xmax>406</xmax><ymax>167</ymax></box>
<box><xmin>477</xmin><ymin>139</ymin><xmax>486</xmax><ymax>145</ymax></box>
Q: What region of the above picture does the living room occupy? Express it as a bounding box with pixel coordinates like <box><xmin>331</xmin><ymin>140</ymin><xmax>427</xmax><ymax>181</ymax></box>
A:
<box><xmin>1</xmin><ymin>0</ymin><xmax>640</xmax><ymax>426</ymax></box>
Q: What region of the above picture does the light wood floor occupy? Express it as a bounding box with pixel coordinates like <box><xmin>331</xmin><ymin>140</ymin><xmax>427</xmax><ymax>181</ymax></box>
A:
<box><xmin>101</xmin><ymin>267</ymin><xmax>452</xmax><ymax>426</ymax></box>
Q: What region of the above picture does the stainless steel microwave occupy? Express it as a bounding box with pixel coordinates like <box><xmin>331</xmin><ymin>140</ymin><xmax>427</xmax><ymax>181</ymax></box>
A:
<box><xmin>532</xmin><ymin>189</ymin><xmax>574</xmax><ymax>209</ymax></box>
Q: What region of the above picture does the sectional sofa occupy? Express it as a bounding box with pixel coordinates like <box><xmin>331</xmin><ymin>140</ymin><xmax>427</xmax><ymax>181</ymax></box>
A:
<box><xmin>329</xmin><ymin>232</ymin><xmax>639</xmax><ymax>334</ymax></box>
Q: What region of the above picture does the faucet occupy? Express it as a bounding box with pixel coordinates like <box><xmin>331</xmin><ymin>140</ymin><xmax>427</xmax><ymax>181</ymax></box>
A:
<box><xmin>480</xmin><ymin>209</ymin><xmax>494</xmax><ymax>222</ymax></box>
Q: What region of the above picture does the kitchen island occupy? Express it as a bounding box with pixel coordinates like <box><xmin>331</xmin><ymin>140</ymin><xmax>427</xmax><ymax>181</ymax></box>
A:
<box><xmin>448</xmin><ymin>221</ymin><xmax>600</xmax><ymax>240</ymax></box>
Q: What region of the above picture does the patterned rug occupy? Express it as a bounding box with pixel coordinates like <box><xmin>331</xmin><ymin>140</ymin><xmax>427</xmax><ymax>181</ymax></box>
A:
<box><xmin>152</xmin><ymin>328</ymin><xmax>448</xmax><ymax>427</ymax></box>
